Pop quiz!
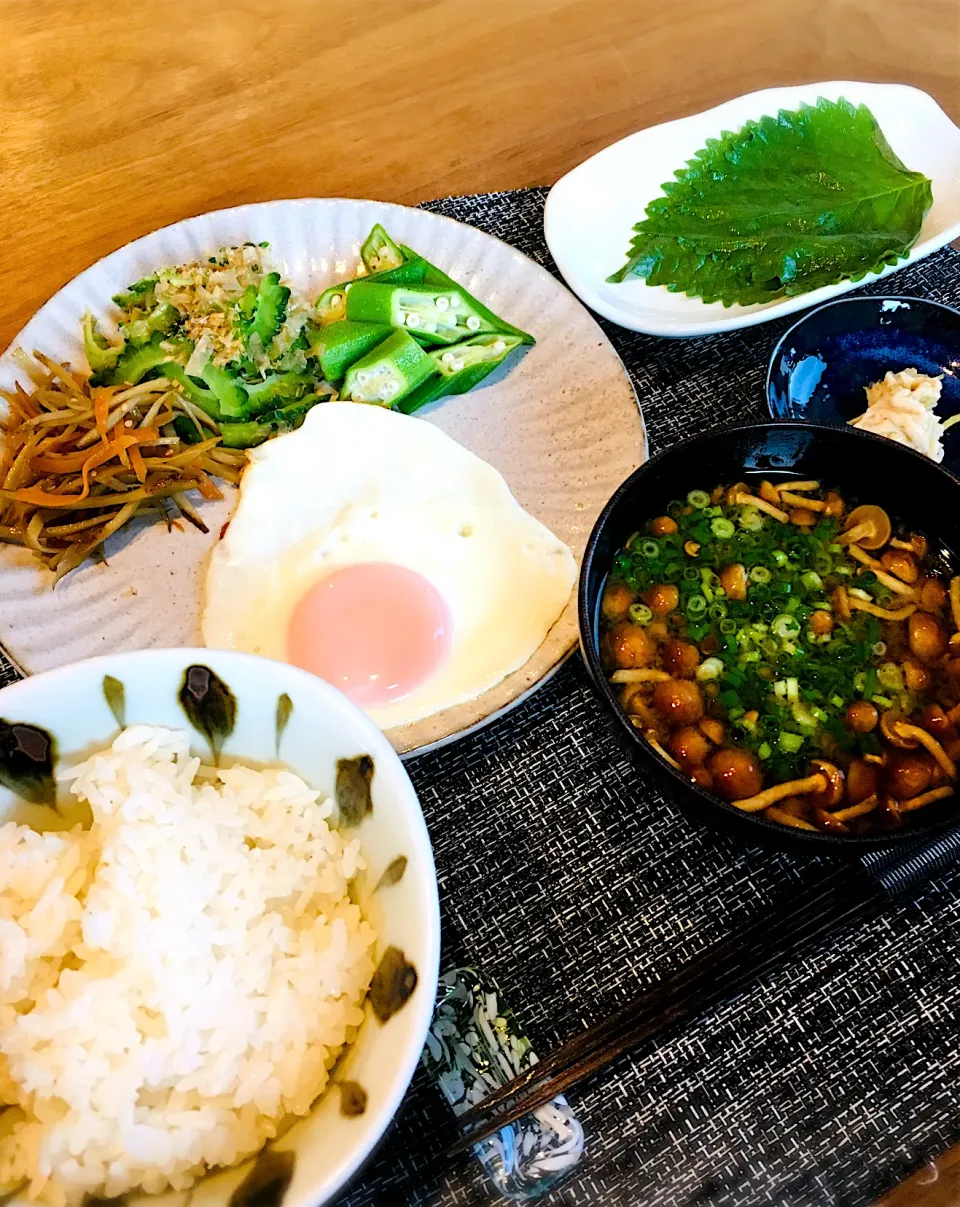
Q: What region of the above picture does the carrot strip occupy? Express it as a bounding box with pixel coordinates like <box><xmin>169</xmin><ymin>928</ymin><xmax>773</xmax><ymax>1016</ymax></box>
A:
<box><xmin>128</xmin><ymin>444</ymin><xmax>147</xmax><ymax>483</ymax></box>
<box><xmin>93</xmin><ymin>389</ymin><xmax>110</xmax><ymax>442</ymax></box>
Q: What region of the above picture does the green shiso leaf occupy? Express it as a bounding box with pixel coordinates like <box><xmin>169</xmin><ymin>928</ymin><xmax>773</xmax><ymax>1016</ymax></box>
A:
<box><xmin>608</xmin><ymin>97</ymin><xmax>933</xmax><ymax>305</ymax></box>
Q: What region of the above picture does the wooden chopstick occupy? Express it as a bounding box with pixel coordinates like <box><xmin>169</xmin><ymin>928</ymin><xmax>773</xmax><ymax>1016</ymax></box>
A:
<box><xmin>447</xmin><ymin>865</ymin><xmax>891</xmax><ymax>1156</ymax></box>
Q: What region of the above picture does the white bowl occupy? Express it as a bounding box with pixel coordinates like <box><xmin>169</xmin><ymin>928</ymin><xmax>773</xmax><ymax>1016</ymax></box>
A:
<box><xmin>545</xmin><ymin>80</ymin><xmax>960</xmax><ymax>337</ymax></box>
<box><xmin>0</xmin><ymin>648</ymin><xmax>440</xmax><ymax>1207</ymax></box>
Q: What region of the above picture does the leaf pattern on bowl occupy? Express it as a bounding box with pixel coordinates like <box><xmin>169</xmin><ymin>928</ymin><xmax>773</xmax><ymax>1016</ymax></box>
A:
<box><xmin>102</xmin><ymin>675</ymin><xmax>126</xmax><ymax>729</ymax></box>
<box><xmin>374</xmin><ymin>855</ymin><xmax>407</xmax><ymax>892</ymax></box>
<box><xmin>179</xmin><ymin>665</ymin><xmax>237</xmax><ymax>763</ymax></box>
<box><xmin>0</xmin><ymin>720</ymin><xmax>56</xmax><ymax>807</ymax></box>
<box><xmin>275</xmin><ymin>693</ymin><xmax>293</xmax><ymax>756</ymax></box>
<box><xmin>338</xmin><ymin>1081</ymin><xmax>368</xmax><ymax>1117</ymax></box>
<box><xmin>369</xmin><ymin>947</ymin><xmax>418</xmax><ymax>1023</ymax></box>
<box><xmin>229</xmin><ymin>1149</ymin><xmax>295</xmax><ymax>1207</ymax></box>
<box><xmin>336</xmin><ymin>755</ymin><xmax>374</xmax><ymax>827</ymax></box>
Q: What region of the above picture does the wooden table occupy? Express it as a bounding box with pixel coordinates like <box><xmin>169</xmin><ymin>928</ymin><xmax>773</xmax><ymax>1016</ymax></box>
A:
<box><xmin>2</xmin><ymin>1</ymin><xmax>960</xmax><ymax>1201</ymax></box>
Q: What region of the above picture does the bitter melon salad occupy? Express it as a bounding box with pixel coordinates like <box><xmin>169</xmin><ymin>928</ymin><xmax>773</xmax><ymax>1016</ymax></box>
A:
<box><xmin>1</xmin><ymin>226</ymin><xmax>533</xmax><ymax>578</ymax></box>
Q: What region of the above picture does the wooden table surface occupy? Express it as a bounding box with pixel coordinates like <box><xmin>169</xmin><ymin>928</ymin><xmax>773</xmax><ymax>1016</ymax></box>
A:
<box><xmin>3</xmin><ymin>0</ymin><xmax>960</xmax><ymax>1201</ymax></box>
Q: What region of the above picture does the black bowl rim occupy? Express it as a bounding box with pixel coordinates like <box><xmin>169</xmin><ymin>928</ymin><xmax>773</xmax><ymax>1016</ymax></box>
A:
<box><xmin>764</xmin><ymin>293</ymin><xmax>960</xmax><ymax>419</ymax></box>
<box><xmin>578</xmin><ymin>420</ymin><xmax>960</xmax><ymax>850</ymax></box>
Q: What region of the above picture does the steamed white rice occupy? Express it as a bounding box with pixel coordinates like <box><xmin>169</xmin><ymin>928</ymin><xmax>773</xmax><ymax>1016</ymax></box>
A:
<box><xmin>0</xmin><ymin>726</ymin><xmax>376</xmax><ymax>1206</ymax></box>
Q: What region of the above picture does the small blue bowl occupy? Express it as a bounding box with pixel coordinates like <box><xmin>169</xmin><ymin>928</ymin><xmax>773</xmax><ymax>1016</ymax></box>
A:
<box><xmin>766</xmin><ymin>296</ymin><xmax>960</xmax><ymax>473</ymax></box>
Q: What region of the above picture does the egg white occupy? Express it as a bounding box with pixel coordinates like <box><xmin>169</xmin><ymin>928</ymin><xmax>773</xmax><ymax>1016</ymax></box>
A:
<box><xmin>202</xmin><ymin>402</ymin><xmax>577</xmax><ymax>729</ymax></box>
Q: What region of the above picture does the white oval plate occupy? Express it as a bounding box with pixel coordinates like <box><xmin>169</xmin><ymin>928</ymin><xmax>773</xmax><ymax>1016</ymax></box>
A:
<box><xmin>0</xmin><ymin>198</ymin><xmax>646</xmax><ymax>755</ymax></box>
<box><xmin>544</xmin><ymin>81</ymin><xmax>960</xmax><ymax>338</ymax></box>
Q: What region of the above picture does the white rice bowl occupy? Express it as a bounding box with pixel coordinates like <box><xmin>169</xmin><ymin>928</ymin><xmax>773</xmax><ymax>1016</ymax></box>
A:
<box><xmin>0</xmin><ymin>725</ymin><xmax>375</xmax><ymax>1205</ymax></box>
<box><xmin>0</xmin><ymin>650</ymin><xmax>439</xmax><ymax>1207</ymax></box>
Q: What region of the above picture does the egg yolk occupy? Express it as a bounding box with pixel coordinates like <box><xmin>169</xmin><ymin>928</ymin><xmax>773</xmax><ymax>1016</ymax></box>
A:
<box><xmin>286</xmin><ymin>562</ymin><xmax>452</xmax><ymax>707</ymax></box>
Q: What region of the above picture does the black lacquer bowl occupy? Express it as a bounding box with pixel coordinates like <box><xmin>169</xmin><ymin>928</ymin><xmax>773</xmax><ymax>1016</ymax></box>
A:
<box><xmin>578</xmin><ymin>423</ymin><xmax>960</xmax><ymax>850</ymax></box>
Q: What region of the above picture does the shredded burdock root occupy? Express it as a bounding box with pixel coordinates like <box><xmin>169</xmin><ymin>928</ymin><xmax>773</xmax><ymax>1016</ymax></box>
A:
<box><xmin>0</xmin><ymin>352</ymin><xmax>246</xmax><ymax>581</ymax></box>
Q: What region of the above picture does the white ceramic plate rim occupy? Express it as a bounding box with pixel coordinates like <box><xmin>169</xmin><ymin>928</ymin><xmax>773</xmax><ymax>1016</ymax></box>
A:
<box><xmin>544</xmin><ymin>81</ymin><xmax>960</xmax><ymax>337</ymax></box>
<box><xmin>0</xmin><ymin>197</ymin><xmax>645</xmax><ymax>756</ymax></box>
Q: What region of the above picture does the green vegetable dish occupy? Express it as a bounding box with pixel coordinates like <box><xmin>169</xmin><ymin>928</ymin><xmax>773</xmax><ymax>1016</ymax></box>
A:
<box><xmin>608</xmin><ymin>97</ymin><xmax>933</xmax><ymax>306</ymax></box>
<box><xmin>82</xmin><ymin>225</ymin><xmax>532</xmax><ymax>449</ymax></box>
<box><xmin>601</xmin><ymin>480</ymin><xmax>960</xmax><ymax>836</ymax></box>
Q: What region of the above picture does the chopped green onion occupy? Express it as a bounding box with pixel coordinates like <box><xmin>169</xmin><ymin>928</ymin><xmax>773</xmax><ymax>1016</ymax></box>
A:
<box><xmin>719</xmin><ymin>618</ymin><xmax>737</xmax><ymax>635</ymax></box>
<box><xmin>711</xmin><ymin>518</ymin><xmax>736</xmax><ymax>539</ymax></box>
<box><xmin>663</xmin><ymin>561</ymin><xmax>683</xmax><ymax>582</ymax></box>
<box><xmin>685</xmin><ymin>595</ymin><xmax>708</xmax><ymax>619</ymax></box>
<box><xmin>792</xmin><ymin>702</ymin><xmax>818</xmax><ymax>729</ymax></box>
<box><xmin>813</xmin><ymin>552</ymin><xmax>833</xmax><ymax>575</ymax></box>
<box><xmin>772</xmin><ymin>614</ymin><xmax>801</xmax><ymax>639</ymax></box>
<box><xmin>682</xmin><ymin>567</ymin><xmax>700</xmax><ymax>582</ymax></box>
<box><xmin>830</xmin><ymin>694</ymin><xmax>845</xmax><ymax>709</ymax></box>
<box><xmin>708</xmin><ymin>602</ymin><xmax>728</xmax><ymax>621</ymax></box>
<box><xmin>758</xmin><ymin>742</ymin><xmax>772</xmax><ymax>760</ymax></box>
<box><xmin>696</xmin><ymin>657</ymin><xmax>724</xmax><ymax>681</ymax></box>
<box><xmin>872</xmin><ymin>641</ymin><xmax>887</xmax><ymax>657</ymax></box>
<box><xmin>779</xmin><ymin>732</ymin><xmax>805</xmax><ymax>753</ymax></box>
<box><xmin>628</xmin><ymin>603</ymin><xmax>653</xmax><ymax>625</ymax></box>
<box><xmin>738</xmin><ymin>506</ymin><xmax>765</xmax><ymax>531</ymax></box>
<box><xmin>801</xmin><ymin>571</ymin><xmax>823</xmax><ymax>591</ymax></box>
<box><xmin>687</xmin><ymin>489</ymin><xmax>711</xmax><ymax>509</ymax></box>
<box><xmin>749</xmin><ymin>565</ymin><xmax>772</xmax><ymax>583</ymax></box>
<box><xmin>640</xmin><ymin>540</ymin><xmax>660</xmax><ymax>559</ymax></box>
<box><xmin>772</xmin><ymin>550</ymin><xmax>789</xmax><ymax>567</ymax></box>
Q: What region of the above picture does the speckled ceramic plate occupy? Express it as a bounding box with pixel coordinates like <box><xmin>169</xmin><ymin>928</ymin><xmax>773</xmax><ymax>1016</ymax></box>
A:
<box><xmin>0</xmin><ymin>199</ymin><xmax>645</xmax><ymax>755</ymax></box>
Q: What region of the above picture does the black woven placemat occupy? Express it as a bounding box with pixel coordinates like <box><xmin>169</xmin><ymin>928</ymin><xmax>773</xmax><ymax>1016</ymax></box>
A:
<box><xmin>6</xmin><ymin>189</ymin><xmax>960</xmax><ymax>1207</ymax></box>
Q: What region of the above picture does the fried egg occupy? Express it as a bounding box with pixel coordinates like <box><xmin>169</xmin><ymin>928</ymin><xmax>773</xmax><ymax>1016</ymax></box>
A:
<box><xmin>202</xmin><ymin>402</ymin><xmax>577</xmax><ymax>730</ymax></box>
